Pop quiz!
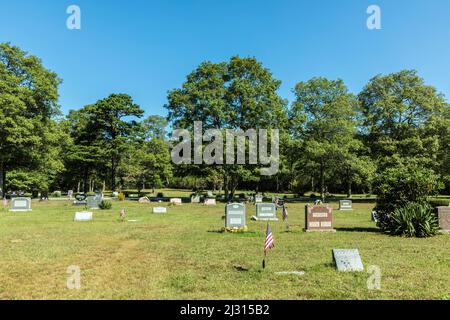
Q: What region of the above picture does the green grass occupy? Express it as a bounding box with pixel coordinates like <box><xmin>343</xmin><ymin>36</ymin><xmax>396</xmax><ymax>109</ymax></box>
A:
<box><xmin>0</xmin><ymin>200</ymin><xmax>448</xmax><ymax>300</ymax></box>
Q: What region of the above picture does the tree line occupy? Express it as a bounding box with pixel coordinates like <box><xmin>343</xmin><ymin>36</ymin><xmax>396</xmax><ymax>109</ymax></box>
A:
<box><xmin>1</xmin><ymin>43</ymin><xmax>449</xmax><ymax>200</ymax></box>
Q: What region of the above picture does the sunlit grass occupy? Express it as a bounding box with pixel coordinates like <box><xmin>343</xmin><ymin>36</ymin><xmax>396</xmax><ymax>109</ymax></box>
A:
<box><xmin>0</xmin><ymin>199</ymin><xmax>448</xmax><ymax>300</ymax></box>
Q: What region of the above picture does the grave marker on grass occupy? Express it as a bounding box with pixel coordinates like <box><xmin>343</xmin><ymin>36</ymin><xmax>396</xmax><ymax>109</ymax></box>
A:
<box><xmin>333</xmin><ymin>249</ymin><xmax>364</xmax><ymax>272</ymax></box>
<box><xmin>339</xmin><ymin>200</ymin><xmax>353</xmax><ymax>211</ymax></box>
<box><xmin>9</xmin><ymin>197</ymin><xmax>32</xmax><ymax>212</ymax></box>
<box><xmin>305</xmin><ymin>204</ymin><xmax>335</xmax><ymax>232</ymax></box>
<box><xmin>153</xmin><ymin>207</ymin><xmax>167</xmax><ymax>214</ymax></box>
<box><xmin>255</xmin><ymin>203</ymin><xmax>278</xmax><ymax>221</ymax></box>
<box><xmin>74</xmin><ymin>211</ymin><xmax>93</xmax><ymax>221</ymax></box>
<box><xmin>225</xmin><ymin>203</ymin><xmax>246</xmax><ymax>228</ymax></box>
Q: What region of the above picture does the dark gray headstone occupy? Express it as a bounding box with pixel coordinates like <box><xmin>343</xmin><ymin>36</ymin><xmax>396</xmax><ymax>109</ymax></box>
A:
<box><xmin>333</xmin><ymin>249</ymin><xmax>364</xmax><ymax>272</ymax></box>
<box><xmin>86</xmin><ymin>194</ymin><xmax>102</xmax><ymax>209</ymax></box>
<box><xmin>225</xmin><ymin>203</ymin><xmax>246</xmax><ymax>228</ymax></box>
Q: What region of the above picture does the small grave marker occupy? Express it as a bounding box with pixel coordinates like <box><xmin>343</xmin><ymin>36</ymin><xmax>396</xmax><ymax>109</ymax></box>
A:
<box><xmin>339</xmin><ymin>200</ymin><xmax>353</xmax><ymax>211</ymax></box>
<box><xmin>153</xmin><ymin>207</ymin><xmax>167</xmax><ymax>214</ymax></box>
<box><xmin>204</xmin><ymin>198</ymin><xmax>216</xmax><ymax>206</ymax></box>
<box><xmin>170</xmin><ymin>198</ymin><xmax>182</xmax><ymax>205</ymax></box>
<box><xmin>74</xmin><ymin>211</ymin><xmax>93</xmax><ymax>221</ymax></box>
<box><xmin>9</xmin><ymin>197</ymin><xmax>32</xmax><ymax>212</ymax></box>
<box><xmin>333</xmin><ymin>249</ymin><xmax>364</xmax><ymax>272</ymax></box>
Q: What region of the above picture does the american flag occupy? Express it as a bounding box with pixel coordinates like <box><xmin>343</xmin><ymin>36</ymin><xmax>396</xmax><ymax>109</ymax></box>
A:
<box><xmin>282</xmin><ymin>205</ymin><xmax>288</xmax><ymax>221</ymax></box>
<box><xmin>264</xmin><ymin>223</ymin><xmax>274</xmax><ymax>252</ymax></box>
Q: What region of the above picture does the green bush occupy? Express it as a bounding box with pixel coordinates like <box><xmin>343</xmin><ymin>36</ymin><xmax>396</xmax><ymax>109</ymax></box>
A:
<box><xmin>52</xmin><ymin>191</ymin><xmax>62</xmax><ymax>198</ymax></box>
<box><xmin>99</xmin><ymin>200</ymin><xmax>112</xmax><ymax>210</ymax></box>
<box><xmin>373</xmin><ymin>165</ymin><xmax>442</xmax><ymax>216</ymax></box>
<box><xmin>379</xmin><ymin>202</ymin><xmax>439</xmax><ymax>238</ymax></box>
<box><xmin>118</xmin><ymin>193</ymin><xmax>125</xmax><ymax>201</ymax></box>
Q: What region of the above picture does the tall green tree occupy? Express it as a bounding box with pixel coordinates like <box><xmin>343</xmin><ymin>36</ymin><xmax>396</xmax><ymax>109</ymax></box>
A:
<box><xmin>166</xmin><ymin>56</ymin><xmax>288</xmax><ymax>199</ymax></box>
<box><xmin>0</xmin><ymin>43</ymin><xmax>61</xmax><ymax>197</ymax></box>
<box><xmin>291</xmin><ymin>77</ymin><xmax>359</xmax><ymax>201</ymax></box>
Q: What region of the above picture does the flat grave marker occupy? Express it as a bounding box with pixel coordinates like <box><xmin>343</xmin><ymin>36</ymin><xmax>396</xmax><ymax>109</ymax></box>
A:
<box><xmin>204</xmin><ymin>198</ymin><xmax>216</xmax><ymax>206</ymax></box>
<box><xmin>74</xmin><ymin>211</ymin><xmax>93</xmax><ymax>222</ymax></box>
<box><xmin>225</xmin><ymin>203</ymin><xmax>246</xmax><ymax>228</ymax></box>
<box><xmin>153</xmin><ymin>207</ymin><xmax>167</xmax><ymax>214</ymax></box>
<box><xmin>333</xmin><ymin>249</ymin><xmax>364</xmax><ymax>272</ymax></box>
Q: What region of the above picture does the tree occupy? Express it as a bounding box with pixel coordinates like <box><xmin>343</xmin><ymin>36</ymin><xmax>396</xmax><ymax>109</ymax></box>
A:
<box><xmin>89</xmin><ymin>94</ymin><xmax>144</xmax><ymax>191</ymax></box>
<box><xmin>291</xmin><ymin>77</ymin><xmax>359</xmax><ymax>201</ymax></box>
<box><xmin>166</xmin><ymin>56</ymin><xmax>288</xmax><ymax>199</ymax></box>
<box><xmin>358</xmin><ymin>70</ymin><xmax>446</xmax><ymax>168</ymax></box>
<box><xmin>0</xmin><ymin>43</ymin><xmax>61</xmax><ymax>197</ymax></box>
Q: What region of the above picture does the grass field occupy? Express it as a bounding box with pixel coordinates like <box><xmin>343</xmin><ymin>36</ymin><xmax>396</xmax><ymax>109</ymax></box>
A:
<box><xmin>0</xmin><ymin>199</ymin><xmax>449</xmax><ymax>300</ymax></box>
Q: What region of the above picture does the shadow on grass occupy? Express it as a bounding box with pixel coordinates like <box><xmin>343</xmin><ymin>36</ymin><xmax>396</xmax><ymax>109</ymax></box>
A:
<box><xmin>335</xmin><ymin>227</ymin><xmax>381</xmax><ymax>233</ymax></box>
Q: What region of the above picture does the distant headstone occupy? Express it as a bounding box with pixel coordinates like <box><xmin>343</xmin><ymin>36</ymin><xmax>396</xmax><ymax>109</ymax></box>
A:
<box><xmin>225</xmin><ymin>203</ymin><xmax>246</xmax><ymax>228</ymax></box>
<box><xmin>305</xmin><ymin>205</ymin><xmax>335</xmax><ymax>232</ymax></box>
<box><xmin>333</xmin><ymin>249</ymin><xmax>364</xmax><ymax>272</ymax></box>
<box><xmin>73</xmin><ymin>193</ymin><xmax>87</xmax><ymax>206</ymax></box>
<box><xmin>191</xmin><ymin>195</ymin><xmax>201</xmax><ymax>203</ymax></box>
<box><xmin>153</xmin><ymin>207</ymin><xmax>167</xmax><ymax>214</ymax></box>
<box><xmin>86</xmin><ymin>195</ymin><xmax>102</xmax><ymax>209</ymax></box>
<box><xmin>68</xmin><ymin>190</ymin><xmax>74</xmax><ymax>199</ymax></box>
<box><xmin>9</xmin><ymin>197</ymin><xmax>32</xmax><ymax>212</ymax></box>
<box><xmin>436</xmin><ymin>207</ymin><xmax>450</xmax><ymax>232</ymax></box>
<box><xmin>204</xmin><ymin>198</ymin><xmax>216</xmax><ymax>206</ymax></box>
<box><xmin>207</xmin><ymin>191</ymin><xmax>213</xmax><ymax>197</ymax></box>
<box><xmin>339</xmin><ymin>200</ymin><xmax>353</xmax><ymax>211</ymax></box>
<box><xmin>254</xmin><ymin>195</ymin><xmax>263</xmax><ymax>203</ymax></box>
<box><xmin>112</xmin><ymin>191</ymin><xmax>119</xmax><ymax>198</ymax></box>
<box><xmin>170</xmin><ymin>198</ymin><xmax>182</xmax><ymax>205</ymax></box>
<box><xmin>255</xmin><ymin>203</ymin><xmax>278</xmax><ymax>221</ymax></box>
<box><xmin>74</xmin><ymin>211</ymin><xmax>93</xmax><ymax>222</ymax></box>
<box><xmin>138</xmin><ymin>197</ymin><xmax>150</xmax><ymax>204</ymax></box>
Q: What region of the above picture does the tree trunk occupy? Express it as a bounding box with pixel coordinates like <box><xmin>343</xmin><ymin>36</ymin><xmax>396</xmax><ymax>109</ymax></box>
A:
<box><xmin>0</xmin><ymin>162</ymin><xmax>5</xmax><ymax>199</ymax></box>
<box><xmin>83</xmin><ymin>169</ymin><xmax>88</xmax><ymax>193</ymax></box>
<box><xmin>224</xmin><ymin>171</ymin><xmax>229</xmax><ymax>201</ymax></box>
<box><xmin>346</xmin><ymin>166</ymin><xmax>352</xmax><ymax>198</ymax></box>
<box><xmin>111</xmin><ymin>157</ymin><xmax>116</xmax><ymax>192</ymax></box>
<box><xmin>320</xmin><ymin>159</ymin><xmax>325</xmax><ymax>202</ymax></box>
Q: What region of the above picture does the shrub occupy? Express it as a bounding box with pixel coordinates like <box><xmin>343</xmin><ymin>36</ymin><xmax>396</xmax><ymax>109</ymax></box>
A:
<box><xmin>52</xmin><ymin>191</ymin><xmax>62</xmax><ymax>198</ymax></box>
<box><xmin>99</xmin><ymin>200</ymin><xmax>112</xmax><ymax>210</ymax></box>
<box><xmin>379</xmin><ymin>202</ymin><xmax>439</xmax><ymax>238</ymax></box>
<box><xmin>373</xmin><ymin>165</ymin><xmax>442</xmax><ymax>216</ymax></box>
<box><xmin>156</xmin><ymin>192</ymin><xmax>165</xmax><ymax>198</ymax></box>
<box><xmin>117</xmin><ymin>193</ymin><xmax>125</xmax><ymax>201</ymax></box>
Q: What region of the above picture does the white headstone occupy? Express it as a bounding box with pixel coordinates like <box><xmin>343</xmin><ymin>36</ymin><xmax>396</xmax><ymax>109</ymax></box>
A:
<box><xmin>204</xmin><ymin>198</ymin><xmax>216</xmax><ymax>206</ymax></box>
<box><xmin>74</xmin><ymin>211</ymin><xmax>93</xmax><ymax>221</ymax></box>
<box><xmin>9</xmin><ymin>197</ymin><xmax>32</xmax><ymax>212</ymax></box>
<box><xmin>153</xmin><ymin>207</ymin><xmax>167</xmax><ymax>214</ymax></box>
<box><xmin>170</xmin><ymin>198</ymin><xmax>182</xmax><ymax>205</ymax></box>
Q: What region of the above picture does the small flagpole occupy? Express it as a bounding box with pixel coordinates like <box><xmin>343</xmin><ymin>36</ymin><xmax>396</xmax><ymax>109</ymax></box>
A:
<box><xmin>262</xmin><ymin>250</ymin><xmax>267</xmax><ymax>269</ymax></box>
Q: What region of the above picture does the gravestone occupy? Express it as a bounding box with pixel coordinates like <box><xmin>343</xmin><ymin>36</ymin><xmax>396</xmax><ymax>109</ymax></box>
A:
<box><xmin>204</xmin><ymin>198</ymin><xmax>216</xmax><ymax>206</ymax></box>
<box><xmin>170</xmin><ymin>198</ymin><xmax>182</xmax><ymax>205</ymax></box>
<box><xmin>86</xmin><ymin>194</ymin><xmax>102</xmax><ymax>209</ymax></box>
<box><xmin>138</xmin><ymin>197</ymin><xmax>150</xmax><ymax>204</ymax></box>
<box><xmin>225</xmin><ymin>203</ymin><xmax>246</xmax><ymax>228</ymax></box>
<box><xmin>339</xmin><ymin>200</ymin><xmax>353</xmax><ymax>211</ymax></box>
<box><xmin>255</xmin><ymin>203</ymin><xmax>278</xmax><ymax>221</ymax></box>
<box><xmin>9</xmin><ymin>197</ymin><xmax>32</xmax><ymax>212</ymax></box>
<box><xmin>153</xmin><ymin>207</ymin><xmax>167</xmax><ymax>214</ymax></box>
<box><xmin>305</xmin><ymin>205</ymin><xmax>335</xmax><ymax>232</ymax></box>
<box><xmin>73</xmin><ymin>193</ymin><xmax>87</xmax><ymax>206</ymax></box>
<box><xmin>207</xmin><ymin>191</ymin><xmax>213</xmax><ymax>197</ymax></box>
<box><xmin>191</xmin><ymin>195</ymin><xmax>201</xmax><ymax>203</ymax></box>
<box><xmin>254</xmin><ymin>195</ymin><xmax>263</xmax><ymax>203</ymax></box>
<box><xmin>436</xmin><ymin>207</ymin><xmax>450</xmax><ymax>232</ymax></box>
<box><xmin>74</xmin><ymin>211</ymin><xmax>93</xmax><ymax>221</ymax></box>
<box><xmin>112</xmin><ymin>191</ymin><xmax>119</xmax><ymax>198</ymax></box>
<box><xmin>333</xmin><ymin>249</ymin><xmax>364</xmax><ymax>272</ymax></box>
<box><xmin>68</xmin><ymin>190</ymin><xmax>74</xmax><ymax>199</ymax></box>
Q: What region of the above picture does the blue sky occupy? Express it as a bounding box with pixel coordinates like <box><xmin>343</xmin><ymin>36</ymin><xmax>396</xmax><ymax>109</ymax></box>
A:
<box><xmin>1</xmin><ymin>0</ymin><xmax>449</xmax><ymax>117</ymax></box>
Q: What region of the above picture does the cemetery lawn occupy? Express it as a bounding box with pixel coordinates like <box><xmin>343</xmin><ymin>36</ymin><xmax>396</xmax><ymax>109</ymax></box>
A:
<box><xmin>0</xmin><ymin>201</ymin><xmax>449</xmax><ymax>300</ymax></box>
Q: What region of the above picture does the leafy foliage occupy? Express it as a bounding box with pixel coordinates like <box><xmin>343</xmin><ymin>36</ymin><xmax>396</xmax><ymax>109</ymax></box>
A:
<box><xmin>99</xmin><ymin>200</ymin><xmax>112</xmax><ymax>210</ymax></box>
<box><xmin>380</xmin><ymin>202</ymin><xmax>440</xmax><ymax>238</ymax></box>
